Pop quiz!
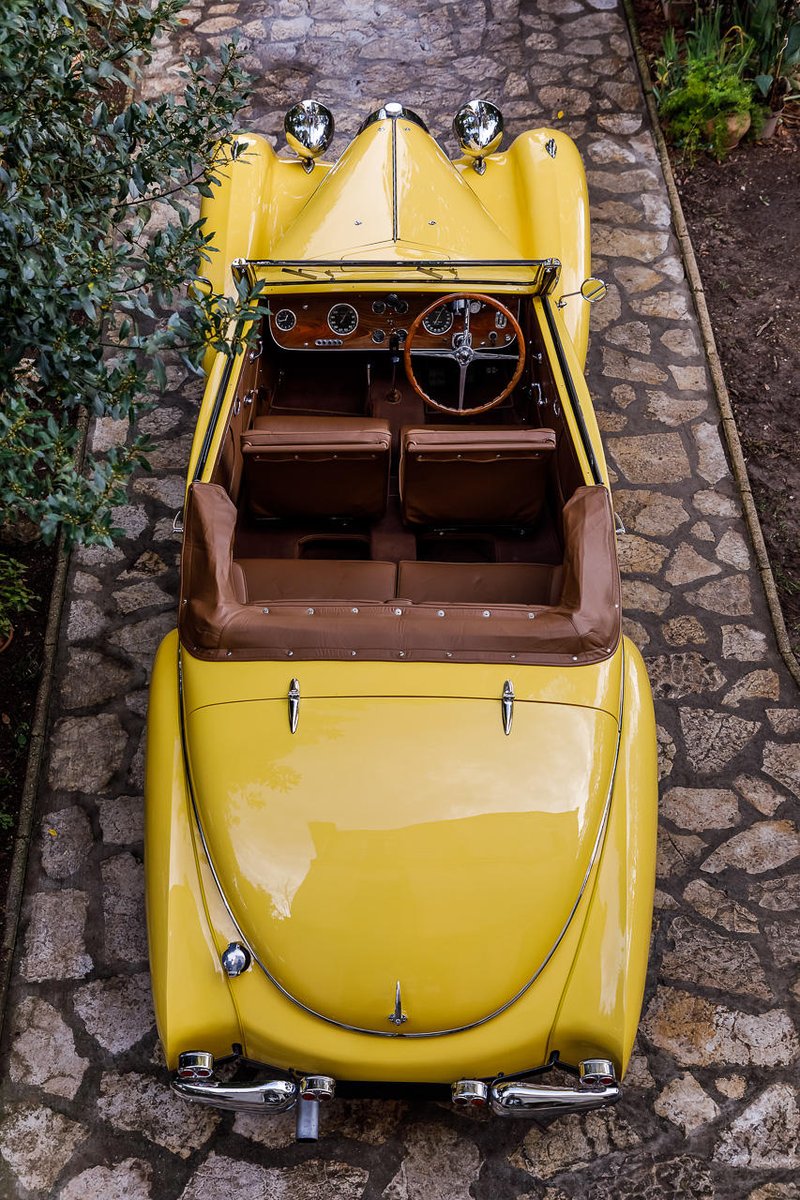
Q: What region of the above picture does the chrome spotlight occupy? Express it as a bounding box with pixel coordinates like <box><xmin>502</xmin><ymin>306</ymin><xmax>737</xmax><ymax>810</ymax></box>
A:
<box><xmin>453</xmin><ymin>99</ymin><xmax>504</xmax><ymax>174</ymax></box>
<box><xmin>284</xmin><ymin>100</ymin><xmax>335</xmax><ymax>172</ymax></box>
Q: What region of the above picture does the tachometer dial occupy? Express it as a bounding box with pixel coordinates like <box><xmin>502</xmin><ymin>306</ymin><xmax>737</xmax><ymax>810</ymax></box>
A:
<box><xmin>327</xmin><ymin>303</ymin><xmax>359</xmax><ymax>336</ymax></box>
<box><xmin>274</xmin><ymin>308</ymin><xmax>297</xmax><ymax>332</ymax></box>
<box><xmin>421</xmin><ymin>304</ymin><xmax>454</xmax><ymax>335</ymax></box>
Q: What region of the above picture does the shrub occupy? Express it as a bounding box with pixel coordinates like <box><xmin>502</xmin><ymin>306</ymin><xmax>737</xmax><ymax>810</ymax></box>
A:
<box><xmin>655</xmin><ymin>7</ymin><xmax>761</xmax><ymax>163</ymax></box>
<box><xmin>0</xmin><ymin>554</ymin><xmax>34</xmax><ymax>641</ymax></box>
<box><xmin>0</xmin><ymin>0</ymin><xmax>265</xmax><ymax>549</ymax></box>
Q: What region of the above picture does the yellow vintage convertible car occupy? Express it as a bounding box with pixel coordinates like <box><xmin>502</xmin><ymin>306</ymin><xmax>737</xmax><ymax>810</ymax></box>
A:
<box><xmin>145</xmin><ymin>100</ymin><xmax>658</xmax><ymax>1139</ymax></box>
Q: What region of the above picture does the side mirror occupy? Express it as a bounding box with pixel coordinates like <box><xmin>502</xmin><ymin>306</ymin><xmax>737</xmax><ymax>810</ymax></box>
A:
<box><xmin>284</xmin><ymin>100</ymin><xmax>335</xmax><ymax>172</ymax></box>
<box><xmin>557</xmin><ymin>277</ymin><xmax>608</xmax><ymax>309</ymax></box>
<box><xmin>453</xmin><ymin>99</ymin><xmax>504</xmax><ymax>175</ymax></box>
<box><xmin>580</xmin><ymin>277</ymin><xmax>608</xmax><ymax>304</ymax></box>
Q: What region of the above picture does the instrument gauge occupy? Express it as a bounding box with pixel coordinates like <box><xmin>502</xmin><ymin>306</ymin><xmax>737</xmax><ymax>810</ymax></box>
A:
<box><xmin>422</xmin><ymin>305</ymin><xmax>454</xmax><ymax>336</ymax></box>
<box><xmin>274</xmin><ymin>308</ymin><xmax>297</xmax><ymax>332</ymax></box>
<box><xmin>327</xmin><ymin>303</ymin><xmax>359</xmax><ymax>336</ymax></box>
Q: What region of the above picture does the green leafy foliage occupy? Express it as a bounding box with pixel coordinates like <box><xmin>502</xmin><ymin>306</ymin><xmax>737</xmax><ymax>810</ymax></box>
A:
<box><xmin>654</xmin><ymin>6</ymin><xmax>761</xmax><ymax>164</ymax></box>
<box><xmin>0</xmin><ymin>554</ymin><xmax>35</xmax><ymax>640</ymax></box>
<box><xmin>734</xmin><ymin>0</ymin><xmax>800</xmax><ymax>107</ymax></box>
<box><xmin>0</xmin><ymin>0</ymin><xmax>267</xmax><ymax>547</ymax></box>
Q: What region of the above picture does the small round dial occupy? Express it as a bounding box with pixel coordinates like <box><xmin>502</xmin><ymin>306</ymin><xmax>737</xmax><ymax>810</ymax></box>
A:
<box><xmin>274</xmin><ymin>308</ymin><xmax>297</xmax><ymax>332</ymax></box>
<box><xmin>422</xmin><ymin>304</ymin><xmax>454</xmax><ymax>336</ymax></box>
<box><xmin>327</xmin><ymin>303</ymin><xmax>359</xmax><ymax>336</ymax></box>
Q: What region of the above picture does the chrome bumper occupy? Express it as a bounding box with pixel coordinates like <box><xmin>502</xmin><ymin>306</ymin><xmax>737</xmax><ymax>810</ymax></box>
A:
<box><xmin>172</xmin><ymin>1054</ymin><xmax>334</xmax><ymax>1137</ymax></box>
<box><xmin>489</xmin><ymin>1076</ymin><xmax>620</xmax><ymax>1116</ymax></box>
<box><xmin>172</xmin><ymin>1075</ymin><xmax>298</xmax><ymax>1112</ymax></box>
<box><xmin>172</xmin><ymin>1052</ymin><xmax>619</xmax><ymax>1125</ymax></box>
<box><xmin>453</xmin><ymin>1058</ymin><xmax>621</xmax><ymax>1117</ymax></box>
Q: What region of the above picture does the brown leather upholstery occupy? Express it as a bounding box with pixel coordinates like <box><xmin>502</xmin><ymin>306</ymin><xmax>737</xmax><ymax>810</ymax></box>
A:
<box><xmin>180</xmin><ymin>482</ymin><xmax>620</xmax><ymax>666</ymax></box>
<box><xmin>400</xmin><ymin>426</ymin><xmax>557</xmax><ymax>527</ymax></box>
<box><xmin>397</xmin><ymin>561</ymin><xmax>562</xmax><ymax>606</ymax></box>
<box><xmin>241</xmin><ymin>415</ymin><xmax>392</xmax><ymax>520</ymax></box>
<box><xmin>235</xmin><ymin>557</ymin><xmax>397</xmax><ymax>602</ymax></box>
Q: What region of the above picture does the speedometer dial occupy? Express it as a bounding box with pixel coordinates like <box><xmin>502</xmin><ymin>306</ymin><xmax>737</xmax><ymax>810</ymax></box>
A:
<box><xmin>327</xmin><ymin>303</ymin><xmax>359</xmax><ymax>336</ymax></box>
<box><xmin>421</xmin><ymin>304</ymin><xmax>454</xmax><ymax>335</ymax></box>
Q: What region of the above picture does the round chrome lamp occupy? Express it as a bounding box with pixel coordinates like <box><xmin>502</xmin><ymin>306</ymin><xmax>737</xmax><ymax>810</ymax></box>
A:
<box><xmin>453</xmin><ymin>99</ymin><xmax>504</xmax><ymax>174</ymax></box>
<box><xmin>284</xmin><ymin>100</ymin><xmax>335</xmax><ymax>172</ymax></box>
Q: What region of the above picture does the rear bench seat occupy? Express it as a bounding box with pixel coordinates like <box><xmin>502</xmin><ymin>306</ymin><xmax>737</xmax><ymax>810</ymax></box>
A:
<box><xmin>179</xmin><ymin>482</ymin><xmax>621</xmax><ymax>666</ymax></box>
<box><xmin>234</xmin><ymin>558</ymin><xmax>396</xmax><ymax>603</ymax></box>
<box><xmin>396</xmin><ymin>561</ymin><xmax>561</xmax><ymax>606</ymax></box>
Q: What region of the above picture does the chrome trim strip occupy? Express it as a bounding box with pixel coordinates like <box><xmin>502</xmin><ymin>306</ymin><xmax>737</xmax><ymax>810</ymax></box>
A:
<box><xmin>193</xmin><ymin>318</ymin><xmax>244</xmax><ymax>481</ymax></box>
<box><xmin>357</xmin><ymin>105</ymin><xmax>429</xmax><ymax>134</ymax></box>
<box><xmin>391</xmin><ymin>115</ymin><xmax>399</xmax><ymax>243</ymax></box>
<box><xmin>176</xmin><ymin>644</ymin><xmax>625</xmax><ymax>1039</ymax></box>
<box><xmin>541</xmin><ymin>296</ymin><xmax>602</xmax><ymax>485</ymax></box>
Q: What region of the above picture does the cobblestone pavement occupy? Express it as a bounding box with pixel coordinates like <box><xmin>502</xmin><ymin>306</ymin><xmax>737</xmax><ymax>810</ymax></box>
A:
<box><xmin>1</xmin><ymin>1</ymin><xmax>799</xmax><ymax>1196</ymax></box>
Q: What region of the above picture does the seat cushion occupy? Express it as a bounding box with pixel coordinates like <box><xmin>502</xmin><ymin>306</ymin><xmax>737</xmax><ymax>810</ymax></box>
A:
<box><xmin>235</xmin><ymin>558</ymin><xmax>398</xmax><ymax>603</ymax></box>
<box><xmin>400</xmin><ymin>426</ymin><xmax>556</xmax><ymax>526</ymax></box>
<box><xmin>397</xmin><ymin>561</ymin><xmax>561</xmax><ymax>606</ymax></box>
<box><xmin>242</xmin><ymin>415</ymin><xmax>391</xmax><ymax>520</ymax></box>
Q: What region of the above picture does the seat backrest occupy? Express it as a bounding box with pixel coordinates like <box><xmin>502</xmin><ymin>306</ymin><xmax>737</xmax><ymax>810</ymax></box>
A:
<box><xmin>399</xmin><ymin>426</ymin><xmax>556</xmax><ymax>527</ymax></box>
<box><xmin>241</xmin><ymin>415</ymin><xmax>392</xmax><ymax>520</ymax></box>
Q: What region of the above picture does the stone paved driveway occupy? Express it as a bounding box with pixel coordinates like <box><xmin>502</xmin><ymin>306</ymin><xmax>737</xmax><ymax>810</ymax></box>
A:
<box><xmin>1</xmin><ymin>1</ymin><xmax>798</xmax><ymax>1196</ymax></box>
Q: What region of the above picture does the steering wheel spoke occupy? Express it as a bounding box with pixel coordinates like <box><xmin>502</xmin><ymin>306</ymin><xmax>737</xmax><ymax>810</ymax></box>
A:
<box><xmin>457</xmin><ymin>362</ymin><xmax>469</xmax><ymax>411</ymax></box>
<box><xmin>403</xmin><ymin>292</ymin><xmax>526</xmax><ymax>416</ymax></box>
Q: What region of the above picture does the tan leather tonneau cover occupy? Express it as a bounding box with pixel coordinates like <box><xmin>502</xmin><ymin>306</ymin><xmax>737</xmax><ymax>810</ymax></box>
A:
<box><xmin>178</xmin><ymin>482</ymin><xmax>621</xmax><ymax>666</ymax></box>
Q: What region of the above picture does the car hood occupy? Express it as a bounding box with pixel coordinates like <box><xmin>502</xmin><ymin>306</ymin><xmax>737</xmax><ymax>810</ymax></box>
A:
<box><xmin>186</xmin><ymin>694</ymin><xmax>619</xmax><ymax>1035</ymax></box>
<box><xmin>271</xmin><ymin>114</ymin><xmax>521</xmax><ymax>263</ymax></box>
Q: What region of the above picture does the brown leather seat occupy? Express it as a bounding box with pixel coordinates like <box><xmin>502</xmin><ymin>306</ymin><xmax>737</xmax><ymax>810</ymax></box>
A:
<box><xmin>180</xmin><ymin>482</ymin><xmax>621</xmax><ymax>667</ymax></box>
<box><xmin>234</xmin><ymin>558</ymin><xmax>397</xmax><ymax>603</ymax></box>
<box><xmin>241</xmin><ymin>415</ymin><xmax>392</xmax><ymax>520</ymax></box>
<box><xmin>399</xmin><ymin>426</ymin><xmax>557</xmax><ymax>527</ymax></box>
<box><xmin>397</xmin><ymin>561</ymin><xmax>562</xmax><ymax>606</ymax></box>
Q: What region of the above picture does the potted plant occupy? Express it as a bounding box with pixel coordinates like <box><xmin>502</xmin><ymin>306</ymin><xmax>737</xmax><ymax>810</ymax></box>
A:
<box><xmin>0</xmin><ymin>554</ymin><xmax>35</xmax><ymax>653</ymax></box>
<box><xmin>654</xmin><ymin>8</ymin><xmax>761</xmax><ymax>162</ymax></box>
<box><xmin>745</xmin><ymin>1</ymin><xmax>800</xmax><ymax>137</ymax></box>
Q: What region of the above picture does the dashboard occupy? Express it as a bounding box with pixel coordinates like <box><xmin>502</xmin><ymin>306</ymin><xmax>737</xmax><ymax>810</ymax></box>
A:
<box><xmin>267</xmin><ymin>293</ymin><xmax>520</xmax><ymax>351</ymax></box>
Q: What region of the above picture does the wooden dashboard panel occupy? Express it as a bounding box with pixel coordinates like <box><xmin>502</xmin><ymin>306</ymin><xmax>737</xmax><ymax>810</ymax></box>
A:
<box><xmin>267</xmin><ymin>293</ymin><xmax>520</xmax><ymax>352</ymax></box>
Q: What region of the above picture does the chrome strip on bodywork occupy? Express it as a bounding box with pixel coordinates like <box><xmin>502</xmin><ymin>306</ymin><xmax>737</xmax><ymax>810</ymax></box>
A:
<box><xmin>177</xmin><ymin>644</ymin><xmax>625</xmax><ymax>1038</ymax></box>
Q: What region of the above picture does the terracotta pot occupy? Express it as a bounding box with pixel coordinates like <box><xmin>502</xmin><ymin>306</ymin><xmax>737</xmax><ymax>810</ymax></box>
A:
<box><xmin>706</xmin><ymin>111</ymin><xmax>752</xmax><ymax>152</ymax></box>
<box><xmin>0</xmin><ymin>626</ymin><xmax>13</xmax><ymax>654</ymax></box>
<box><xmin>757</xmin><ymin>111</ymin><xmax>781</xmax><ymax>141</ymax></box>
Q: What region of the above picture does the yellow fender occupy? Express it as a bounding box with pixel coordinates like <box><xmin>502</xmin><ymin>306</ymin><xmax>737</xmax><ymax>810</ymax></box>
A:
<box><xmin>547</xmin><ymin>638</ymin><xmax>658</xmax><ymax>1076</ymax></box>
<box><xmin>145</xmin><ymin>631</ymin><xmax>241</xmax><ymax>1063</ymax></box>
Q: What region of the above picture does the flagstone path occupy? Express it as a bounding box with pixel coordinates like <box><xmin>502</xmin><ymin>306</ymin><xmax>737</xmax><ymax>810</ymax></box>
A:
<box><xmin>1</xmin><ymin>1</ymin><xmax>798</xmax><ymax>1197</ymax></box>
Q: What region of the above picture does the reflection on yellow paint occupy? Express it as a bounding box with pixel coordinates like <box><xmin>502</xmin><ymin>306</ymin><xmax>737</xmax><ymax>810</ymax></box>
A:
<box><xmin>188</xmin><ymin>695</ymin><xmax>616</xmax><ymax>1034</ymax></box>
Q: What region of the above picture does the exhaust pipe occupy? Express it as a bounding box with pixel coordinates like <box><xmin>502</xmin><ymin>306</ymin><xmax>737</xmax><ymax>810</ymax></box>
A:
<box><xmin>453</xmin><ymin>1058</ymin><xmax>620</xmax><ymax>1118</ymax></box>
<box><xmin>295</xmin><ymin>1075</ymin><xmax>336</xmax><ymax>1142</ymax></box>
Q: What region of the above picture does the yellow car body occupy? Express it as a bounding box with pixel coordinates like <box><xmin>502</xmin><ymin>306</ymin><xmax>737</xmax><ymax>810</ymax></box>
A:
<box><xmin>145</xmin><ymin>102</ymin><xmax>657</xmax><ymax>1129</ymax></box>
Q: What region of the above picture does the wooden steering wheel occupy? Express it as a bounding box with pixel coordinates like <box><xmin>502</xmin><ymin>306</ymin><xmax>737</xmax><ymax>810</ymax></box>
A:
<box><xmin>403</xmin><ymin>293</ymin><xmax>526</xmax><ymax>416</ymax></box>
